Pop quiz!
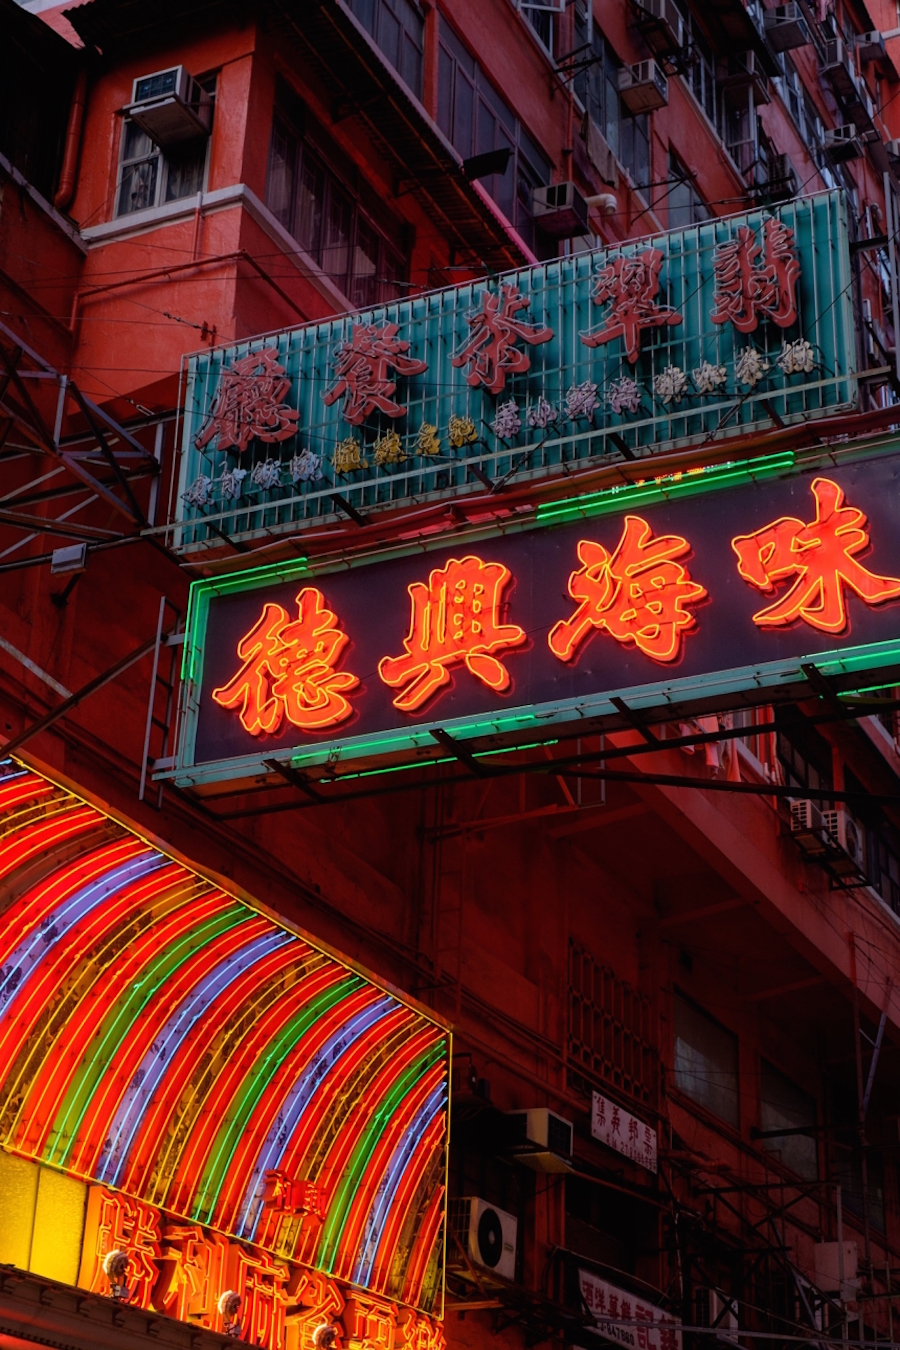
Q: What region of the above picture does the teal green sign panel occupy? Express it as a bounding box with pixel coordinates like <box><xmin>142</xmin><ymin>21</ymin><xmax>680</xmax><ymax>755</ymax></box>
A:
<box><xmin>174</xmin><ymin>191</ymin><xmax>854</xmax><ymax>549</ymax></box>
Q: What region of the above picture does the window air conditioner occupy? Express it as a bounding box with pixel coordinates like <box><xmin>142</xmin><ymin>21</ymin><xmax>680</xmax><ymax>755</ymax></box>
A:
<box><xmin>763</xmin><ymin>3</ymin><xmax>810</xmax><ymax>52</ymax></box>
<box><xmin>824</xmin><ymin>124</ymin><xmax>863</xmax><ymax>162</ymax></box>
<box><xmin>533</xmin><ymin>182</ymin><xmax>589</xmax><ymax>238</ymax></box>
<box><xmin>450</xmin><ymin>1197</ymin><xmax>517</xmax><ymax>1281</ymax></box>
<box><xmin>633</xmin><ymin>0</ymin><xmax>684</xmax><ymax>56</ymax></box>
<box><xmin>856</xmin><ymin>30</ymin><xmax>887</xmax><ymax>63</ymax></box>
<box><xmin>821</xmin><ymin>38</ymin><xmax>860</xmax><ymax>103</ymax></box>
<box><xmin>505</xmin><ymin>1107</ymin><xmax>574</xmax><ymax>1170</ymax></box>
<box><xmin>695</xmin><ymin>1288</ymin><xmax>739</xmax><ymax>1339</ymax></box>
<box><xmin>618</xmin><ymin>61</ymin><xmax>668</xmax><ymax>113</ymax></box>
<box><xmin>789</xmin><ymin>798</ymin><xmax>835</xmax><ymax>856</ymax></box>
<box><xmin>822</xmin><ymin>808</ymin><xmax>867</xmax><ymax>879</ymax></box>
<box><xmin>764</xmin><ymin>152</ymin><xmax>798</xmax><ymax>201</ymax></box>
<box><xmin>127</xmin><ymin>66</ymin><xmax>212</xmax><ymax>147</ymax></box>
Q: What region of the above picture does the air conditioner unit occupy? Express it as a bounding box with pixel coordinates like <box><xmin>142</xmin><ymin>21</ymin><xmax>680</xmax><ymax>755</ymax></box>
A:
<box><xmin>533</xmin><ymin>182</ymin><xmax>589</xmax><ymax>237</ymax></box>
<box><xmin>856</xmin><ymin>30</ymin><xmax>887</xmax><ymax>63</ymax></box>
<box><xmin>764</xmin><ymin>152</ymin><xmax>798</xmax><ymax>202</ymax></box>
<box><xmin>127</xmin><ymin>66</ymin><xmax>212</xmax><ymax>147</ymax></box>
<box><xmin>822</xmin><ymin>38</ymin><xmax>860</xmax><ymax>103</ymax></box>
<box><xmin>824</xmin><ymin>124</ymin><xmax>864</xmax><ymax>162</ymax></box>
<box><xmin>716</xmin><ymin>52</ymin><xmax>770</xmax><ymax>104</ymax></box>
<box><xmin>789</xmin><ymin>798</ymin><xmax>836</xmax><ymax>856</ymax></box>
<box><xmin>695</xmin><ymin>1288</ymin><xmax>739</xmax><ymax>1338</ymax></box>
<box><xmin>505</xmin><ymin>1108</ymin><xmax>574</xmax><ymax>1171</ymax></box>
<box><xmin>633</xmin><ymin>0</ymin><xmax>684</xmax><ymax>56</ymax></box>
<box><xmin>450</xmin><ymin>1197</ymin><xmax>517</xmax><ymax>1281</ymax></box>
<box><xmin>618</xmin><ymin>60</ymin><xmax>669</xmax><ymax>113</ymax></box>
<box><xmin>763</xmin><ymin>3</ymin><xmax>810</xmax><ymax>52</ymax></box>
<box><xmin>822</xmin><ymin>808</ymin><xmax>867</xmax><ymax>878</ymax></box>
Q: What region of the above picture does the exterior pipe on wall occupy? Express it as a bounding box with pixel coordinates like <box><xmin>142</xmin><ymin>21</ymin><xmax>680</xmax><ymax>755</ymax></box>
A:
<box><xmin>54</xmin><ymin>64</ymin><xmax>88</xmax><ymax>213</ymax></box>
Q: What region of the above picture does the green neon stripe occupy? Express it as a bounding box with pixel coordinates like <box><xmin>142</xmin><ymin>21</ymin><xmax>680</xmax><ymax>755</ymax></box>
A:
<box><xmin>190</xmin><ymin>973</ymin><xmax>364</xmax><ymax>1223</ymax></box>
<box><xmin>49</xmin><ymin>904</ymin><xmax>249</xmax><ymax>1167</ymax></box>
<box><xmin>183</xmin><ymin>558</ymin><xmax>309</xmax><ymax>682</ymax></box>
<box><xmin>316</xmin><ymin>1041</ymin><xmax>444</xmax><ymax>1271</ymax></box>
<box><xmin>536</xmin><ymin>451</ymin><xmax>795</xmax><ymax>524</ymax></box>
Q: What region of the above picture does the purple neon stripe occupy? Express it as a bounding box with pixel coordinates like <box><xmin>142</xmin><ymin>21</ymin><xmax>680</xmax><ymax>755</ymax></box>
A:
<box><xmin>99</xmin><ymin>926</ymin><xmax>292</xmax><ymax>1184</ymax></box>
<box><xmin>0</xmin><ymin>852</ymin><xmax>165</xmax><ymax>1013</ymax></box>
<box><xmin>353</xmin><ymin>1080</ymin><xmax>446</xmax><ymax>1285</ymax></box>
<box><xmin>240</xmin><ymin>995</ymin><xmax>395</xmax><ymax>1239</ymax></box>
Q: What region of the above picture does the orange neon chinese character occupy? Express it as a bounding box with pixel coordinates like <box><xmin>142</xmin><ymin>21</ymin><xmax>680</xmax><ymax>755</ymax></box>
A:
<box><xmin>580</xmin><ymin>249</ymin><xmax>682</xmax><ymax>364</ymax></box>
<box><xmin>711</xmin><ymin>218</ymin><xmax>799</xmax><ymax>334</ymax></box>
<box><xmin>549</xmin><ymin>518</ymin><xmax>707</xmax><ymax>664</ymax></box>
<box><xmin>732</xmin><ymin>477</ymin><xmax>900</xmax><ymax>633</ymax></box>
<box><xmin>378</xmin><ymin>556</ymin><xmax>526</xmax><ymax>712</ymax></box>
<box><xmin>195</xmin><ymin>347</ymin><xmax>299</xmax><ymax>453</ymax></box>
<box><xmin>212</xmin><ymin>588</ymin><xmax>359</xmax><ymax>735</ymax></box>
<box><xmin>79</xmin><ymin>1185</ymin><xmax>162</xmax><ymax>1309</ymax></box>
<box><xmin>154</xmin><ymin>1223</ymin><xmax>229</xmax><ymax>1322</ymax></box>
<box><xmin>225</xmin><ymin>1244</ymin><xmax>289</xmax><ymax>1350</ymax></box>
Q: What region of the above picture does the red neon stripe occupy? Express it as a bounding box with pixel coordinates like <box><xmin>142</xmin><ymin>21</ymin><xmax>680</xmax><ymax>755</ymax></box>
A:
<box><xmin>402</xmin><ymin>1178</ymin><xmax>446</xmax><ymax>1308</ymax></box>
<box><xmin>0</xmin><ymin>773</ymin><xmax>57</xmax><ymax>817</ymax></box>
<box><xmin>0</xmin><ymin>805</ymin><xmax>102</xmax><ymax>879</ymax></box>
<box><xmin>0</xmin><ymin>855</ymin><xmax>181</xmax><ymax>1111</ymax></box>
<box><xmin>118</xmin><ymin>940</ymin><xmax>310</xmax><ymax>1197</ymax></box>
<box><xmin>372</xmin><ymin>1113</ymin><xmax>445</xmax><ymax>1294</ymax></box>
<box><xmin>19</xmin><ymin>877</ymin><xmax>222</xmax><ymax>1155</ymax></box>
<box><xmin>293</xmin><ymin>1026</ymin><xmax>437</xmax><ymax>1269</ymax></box>
<box><xmin>0</xmin><ymin>836</ymin><xmax>145</xmax><ymax>969</ymax></box>
<box><xmin>212</xmin><ymin>983</ymin><xmax>385</xmax><ymax>1232</ymax></box>
<box><xmin>73</xmin><ymin>914</ymin><xmax>271</xmax><ymax>1176</ymax></box>
<box><xmin>253</xmin><ymin>1005</ymin><xmax>416</xmax><ymax>1251</ymax></box>
<box><xmin>333</xmin><ymin>1062</ymin><xmax>443</xmax><ymax>1281</ymax></box>
<box><xmin>160</xmin><ymin>962</ymin><xmax>342</xmax><ymax>1214</ymax></box>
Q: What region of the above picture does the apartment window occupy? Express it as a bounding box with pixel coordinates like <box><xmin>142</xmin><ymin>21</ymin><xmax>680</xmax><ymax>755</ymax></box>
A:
<box><xmin>266</xmin><ymin>83</ymin><xmax>408</xmax><ymax>308</ymax></box>
<box><xmin>572</xmin><ymin>5</ymin><xmax>650</xmax><ymax>187</ymax></box>
<box><xmin>760</xmin><ymin>1061</ymin><xmax>818</xmax><ymax>1180</ymax></box>
<box><xmin>779</xmin><ymin>56</ymin><xmax>839</xmax><ymax>191</ymax></box>
<box><xmin>775</xmin><ymin>711</ymin><xmax>833</xmax><ymax>801</ymax></box>
<box><xmin>437</xmin><ymin>20</ymin><xmax>552</xmax><ymax>253</ymax></box>
<box><xmin>844</xmin><ymin>770</ymin><xmax>900</xmax><ymax>914</ymax></box>
<box><xmin>345</xmin><ymin>0</ymin><xmax>425</xmax><ymax>99</ymax></box>
<box><xmin>568</xmin><ymin>941</ymin><xmax>657</xmax><ymax>1106</ymax></box>
<box><xmin>681</xmin><ymin>11</ymin><xmax>719</xmax><ymax>126</ymax></box>
<box><xmin>668</xmin><ymin>152</ymin><xmax>709</xmax><ymax>230</ymax></box>
<box><xmin>673</xmin><ymin>993</ymin><xmax>739</xmax><ymax>1127</ymax></box>
<box><xmin>116</xmin><ymin>78</ymin><xmax>214</xmax><ymax>217</ymax></box>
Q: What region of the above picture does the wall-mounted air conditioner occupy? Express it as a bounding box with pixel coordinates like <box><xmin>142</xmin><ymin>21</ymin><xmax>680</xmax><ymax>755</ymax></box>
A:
<box><xmin>618</xmin><ymin>60</ymin><xmax>668</xmax><ymax>113</ymax></box>
<box><xmin>824</xmin><ymin>124</ymin><xmax>864</xmax><ymax>162</ymax></box>
<box><xmin>763</xmin><ymin>3</ymin><xmax>810</xmax><ymax>52</ymax></box>
<box><xmin>450</xmin><ymin>1197</ymin><xmax>517</xmax><ymax>1281</ymax></box>
<box><xmin>633</xmin><ymin>0</ymin><xmax>684</xmax><ymax>56</ymax></box>
<box><xmin>821</xmin><ymin>38</ymin><xmax>860</xmax><ymax>103</ymax></box>
<box><xmin>127</xmin><ymin>66</ymin><xmax>212</xmax><ymax>147</ymax></box>
<box><xmin>856</xmin><ymin>30</ymin><xmax>887</xmax><ymax>63</ymax></box>
<box><xmin>789</xmin><ymin>798</ymin><xmax>835</xmax><ymax>856</ymax></box>
<box><xmin>533</xmin><ymin>182</ymin><xmax>589</xmax><ymax>237</ymax></box>
<box><xmin>822</xmin><ymin>808</ymin><xmax>867</xmax><ymax>877</ymax></box>
<box><xmin>505</xmin><ymin>1107</ymin><xmax>574</xmax><ymax>1171</ymax></box>
<box><xmin>695</xmin><ymin>1288</ymin><xmax>739</xmax><ymax>1340</ymax></box>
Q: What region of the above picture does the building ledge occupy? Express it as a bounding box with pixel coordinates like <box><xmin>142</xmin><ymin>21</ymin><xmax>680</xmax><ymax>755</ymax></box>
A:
<box><xmin>0</xmin><ymin>150</ymin><xmax>87</xmax><ymax>253</ymax></box>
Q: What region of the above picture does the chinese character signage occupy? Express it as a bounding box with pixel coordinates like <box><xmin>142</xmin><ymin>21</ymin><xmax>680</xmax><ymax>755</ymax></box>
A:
<box><xmin>591</xmin><ymin>1092</ymin><xmax>657</xmax><ymax>1173</ymax></box>
<box><xmin>578</xmin><ymin>1269</ymin><xmax>681</xmax><ymax>1350</ymax></box>
<box><xmin>167</xmin><ymin>451</ymin><xmax>900</xmax><ymax>787</ymax></box>
<box><xmin>0</xmin><ymin>763</ymin><xmax>450</xmax><ymax>1320</ymax></box>
<box><xmin>174</xmin><ymin>193</ymin><xmax>854</xmax><ymax>550</ymax></box>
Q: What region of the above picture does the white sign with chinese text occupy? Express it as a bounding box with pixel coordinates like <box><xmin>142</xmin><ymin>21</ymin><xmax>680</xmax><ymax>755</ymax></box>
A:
<box><xmin>578</xmin><ymin>1269</ymin><xmax>681</xmax><ymax>1350</ymax></box>
<box><xmin>591</xmin><ymin>1091</ymin><xmax>657</xmax><ymax>1172</ymax></box>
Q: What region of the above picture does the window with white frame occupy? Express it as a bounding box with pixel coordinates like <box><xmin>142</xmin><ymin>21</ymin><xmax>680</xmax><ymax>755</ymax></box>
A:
<box><xmin>515</xmin><ymin>0</ymin><xmax>566</xmax><ymax>57</ymax></box>
<box><xmin>116</xmin><ymin>77</ymin><xmax>215</xmax><ymax>217</ymax></box>
<box><xmin>572</xmin><ymin>2</ymin><xmax>650</xmax><ymax>187</ymax></box>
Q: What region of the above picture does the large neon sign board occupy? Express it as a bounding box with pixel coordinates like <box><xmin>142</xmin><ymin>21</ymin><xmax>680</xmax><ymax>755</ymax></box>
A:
<box><xmin>172</xmin><ymin>192</ymin><xmax>854</xmax><ymax>550</ymax></box>
<box><xmin>168</xmin><ymin>450</ymin><xmax>900</xmax><ymax>788</ymax></box>
<box><xmin>0</xmin><ymin>764</ymin><xmax>449</xmax><ymax>1336</ymax></box>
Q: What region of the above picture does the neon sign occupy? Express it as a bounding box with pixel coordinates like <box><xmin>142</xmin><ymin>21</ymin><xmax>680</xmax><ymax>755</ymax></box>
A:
<box><xmin>165</xmin><ymin>451</ymin><xmax>900</xmax><ymax>787</ymax></box>
<box><xmin>0</xmin><ymin>763</ymin><xmax>449</xmax><ymax>1320</ymax></box>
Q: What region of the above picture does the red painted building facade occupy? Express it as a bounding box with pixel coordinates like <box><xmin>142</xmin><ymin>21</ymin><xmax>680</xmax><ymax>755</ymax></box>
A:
<box><xmin>4</xmin><ymin>3</ymin><xmax>900</xmax><ymax>1350</ymax></box>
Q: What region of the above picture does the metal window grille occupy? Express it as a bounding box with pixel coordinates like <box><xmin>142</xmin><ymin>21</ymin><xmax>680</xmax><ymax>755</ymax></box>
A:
<box><xmin>567</xmin><ymin>941</ymin><xmax>657</xmax><ymax>1106</ymax></box>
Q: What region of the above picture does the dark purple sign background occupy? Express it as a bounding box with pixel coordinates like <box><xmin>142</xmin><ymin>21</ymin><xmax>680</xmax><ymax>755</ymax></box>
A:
<box><xmin>193</xmin><ymin>455</ymin><xmax>900</xmax><ymax>765</ymax></box>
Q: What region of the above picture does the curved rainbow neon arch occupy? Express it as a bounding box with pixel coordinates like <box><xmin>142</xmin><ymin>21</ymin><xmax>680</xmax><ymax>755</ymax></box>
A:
<box><xmin>0</xmin><ymin>760</ymin><xmax>448</xmax><ymax>1314</ymax></box>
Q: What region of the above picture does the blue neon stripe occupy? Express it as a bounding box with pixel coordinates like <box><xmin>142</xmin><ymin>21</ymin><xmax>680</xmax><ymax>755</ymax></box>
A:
<box><xmin>240</xmin><ymin>994</ymin><xmax>395</xmax><ymax>1239</ymax></box>
<box><xmin>100</xmin><ymin>927</ymin><xmax>293</xmax><ymax>1183</ymax></box>
<box><xmin>0</xmin><ymin>852</ymin><xmax>165</xmax><ymax>1013</ymax></box>
<box><xmin>353</xmin><ymin>1081</ymin><xmax>446</xmax><ymax>1285</ymax></box>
